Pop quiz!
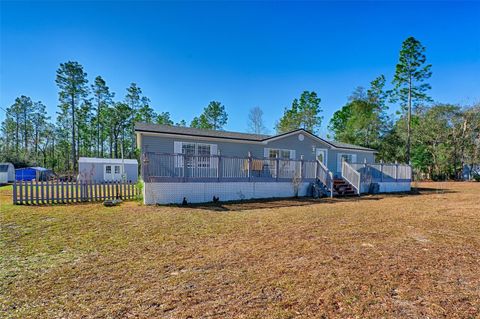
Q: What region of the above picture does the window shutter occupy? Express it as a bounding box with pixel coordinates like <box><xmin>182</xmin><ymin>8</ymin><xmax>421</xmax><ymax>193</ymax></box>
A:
<box><xmin>174</xmin><ymin>141</ymin><xmax>183</xmax><ymax>167</ymax></box>
<box><xmin>264</xmin><ymin>148</ymin><xmax>270</xmax><ymax>158</ymax></box>
<box><xmin>174</xmin><ymin>141</ymin><xmax>182</xmax><ymax>154</ymax></box>
<box><xmin>210</xmin><ymin>144</ymin><xmax>218</xmax><ymax>155</ymax></box>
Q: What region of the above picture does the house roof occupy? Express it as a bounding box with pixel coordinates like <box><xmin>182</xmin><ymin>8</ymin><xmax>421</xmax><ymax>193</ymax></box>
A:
<box><xmin>134</xmin><ymin>122</ymin><xmax>376</xmax><ymax>152</ymax></box>
<box><xmin>135</xmin><ymin>122</ymin><xmax>270</xmax><ymax>141</ymax></box>
<box><xmin>79</xmin><ymin>157</ymin><xmax>138</xmax><ymax>165</ymax></box>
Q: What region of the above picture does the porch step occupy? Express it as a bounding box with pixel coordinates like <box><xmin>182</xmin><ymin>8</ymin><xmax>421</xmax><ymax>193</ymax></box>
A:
<box><xmin>332</xmin><ymin>178</ymin><xmax>357</xmax><ymax>197</ymax></box>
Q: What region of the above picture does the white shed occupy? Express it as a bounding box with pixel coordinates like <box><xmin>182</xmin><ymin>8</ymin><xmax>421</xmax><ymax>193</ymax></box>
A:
<box><xmin>78</xmin><ymin>157</ymin><xmax>138</xmax><ymax>182</ymax></box>
<box><xmin>0</xmin><ymin>162</ymin><xmax>15</xmax><ymax>184</ymax></box>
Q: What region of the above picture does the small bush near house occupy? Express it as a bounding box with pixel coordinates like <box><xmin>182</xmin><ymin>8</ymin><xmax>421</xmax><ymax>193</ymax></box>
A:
<box><xmin>135</xmin><ymin>179</ymin><xmax>144</xmax><ymax>201</ymax></box>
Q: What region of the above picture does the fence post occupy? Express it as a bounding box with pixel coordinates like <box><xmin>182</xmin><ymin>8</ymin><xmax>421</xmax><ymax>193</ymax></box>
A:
<box><xmin>275</xmin><ymin>154</ymin><xmax>279</xmax><ymax>182</ymax></box>
<box><xmin>380</xmin><ymin>160</ymin><xmax>384</xmax><ymax>182</ymax></box>
<box><xmin>363</xmin><ymin>158</ymin><xmax>368</xmax><ymax>184</ymax></box>
<box><xmin>36</xmin><ymin>180</ymin><xmax>39</xmax><ymax>205</ymax></box>
<box><xmin>300</xmin><ymin>155</ymin><xmax>304</xmax><ymax>180</ymax></box>
<box><xmin>395</xmin><ymin>160</ymin><xmax>398</xmax><ymax>182</ymax></box>
<box><xmin>41</xmin><ymin>181</ymin><xmax>45</xmax><ymax>204</ymax></box>
<box><xmin>329</xmin><ymin>172</ymin><xmax>334</xmax><ymax>198</ymax></box>
<box><xmin>13</xmin><ymin>180</ymin><xmax>17</xmax><ymax>205</ymax></box>
<box><xmin>217</xmin><ymin>155</ymin><xmax>222</xmax><ymax>182</ymax></box>
<box><xmin>183</xmin><ymin>154</ymin><xmax>187</xmax><ymax>182</ymax></box>
<box><xmin>18</xmin><ymin>180</ymin><xmax>23</xmax><ymax>205</ymax></box>
<box><xmin>30</xmin><ymin>179</ymin><xmax>34</xmax><ymax>204</ymax></box>
<box><xmin>46</xmin><ymin>179</ymin><xmax>51</xmax><ymax>204</ymax></box>
<box><xmin>141</xmin><ymin>153</ymin><xmax>145</xmax><ymax>181</ymax></box>
<box><xmin>247</xmin><ymin>152</ymin><xmax>252</xmax><ymax>181</ymax></box>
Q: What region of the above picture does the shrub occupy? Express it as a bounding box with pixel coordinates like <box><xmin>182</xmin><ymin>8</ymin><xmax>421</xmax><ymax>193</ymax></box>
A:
<box><xmin>136</xmin><ymin>179</ymin><xmax>144</xmax><ymax>201</ymax></box>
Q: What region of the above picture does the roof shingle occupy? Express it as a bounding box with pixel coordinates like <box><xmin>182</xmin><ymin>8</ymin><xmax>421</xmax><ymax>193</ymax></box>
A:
<box><xmin>134</xmin><ymin>122</ymin><xmax>375</xmax><ymax>152</ymax></box>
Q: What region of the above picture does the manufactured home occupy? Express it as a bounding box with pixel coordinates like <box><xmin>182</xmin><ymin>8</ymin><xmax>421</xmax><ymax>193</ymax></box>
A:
<box><xmin>78</xmin><ymin>157</ymin><xmax>138</xmax><ymax>182</ymax></box>
<box><xmin>135</xmin><ymin>123</ymin><xmax>411</xmax><ymax>204</ymax></box>
<box><xmin>0</xmin><ymin>162</ymin><xmax>15</xmax><ymax>184</ymax></box>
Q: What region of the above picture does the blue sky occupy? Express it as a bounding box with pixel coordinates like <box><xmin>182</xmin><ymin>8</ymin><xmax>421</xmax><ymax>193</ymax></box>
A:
<box><xmin>1</xmin><ymin>1</ymin><xmax>479</xmax><ymax>137</ymax></box>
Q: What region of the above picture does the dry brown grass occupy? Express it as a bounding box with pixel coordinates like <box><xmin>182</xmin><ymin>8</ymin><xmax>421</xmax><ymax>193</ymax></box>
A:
<box><xmin>1</xmin><ymin>182</ymin><xmax>479</xmax><ymax>318</ymax></box>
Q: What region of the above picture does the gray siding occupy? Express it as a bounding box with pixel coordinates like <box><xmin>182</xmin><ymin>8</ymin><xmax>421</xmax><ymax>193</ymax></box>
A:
<box><xmin>140</xmin><ymin>131</ymin><xmax>375</xmax><ymax>176</ymax></box>
<box><xmin>328</xmin><ymin>149</ymin><xmax>375</xmax><ymax>177</ymax></box>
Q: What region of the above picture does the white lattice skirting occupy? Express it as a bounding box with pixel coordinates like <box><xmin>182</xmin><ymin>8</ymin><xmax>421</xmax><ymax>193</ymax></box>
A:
<box><xmin>143</xmin><ymin>182</ymin><xmax>312</xmax><ymax>204</ymax></box>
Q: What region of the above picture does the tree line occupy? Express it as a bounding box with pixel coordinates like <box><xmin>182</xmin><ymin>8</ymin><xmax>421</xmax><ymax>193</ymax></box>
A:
<box><xmin>0</xmin><ymin>61</ymin><xmax>231</xmax><ymax>174</ymax></box>
<box><xmin>1</xmin><ymin>37</ymin><xmax>479</xmax><ymax>180</ymax></box>
<box><xmin>326</xmin><ymin>37</ymin><xmax>479</xmax><ymax>180</ymax></box>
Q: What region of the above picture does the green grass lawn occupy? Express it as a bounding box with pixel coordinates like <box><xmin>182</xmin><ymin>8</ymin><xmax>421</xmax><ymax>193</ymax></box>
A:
<box><xmin>1</xmin><ymin>182</ymin><xmax>480</xmax><ymax>318</ymax></box>
<box><xmin>0</xmin><ymin>184</ymin><xmax>13</xmax><ymax>191</ymax></box>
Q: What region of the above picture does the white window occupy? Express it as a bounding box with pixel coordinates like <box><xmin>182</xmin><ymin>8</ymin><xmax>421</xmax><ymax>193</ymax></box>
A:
<box><xmin>105</xmin><ymin>165</ymin><xmax>111</xmax><ymax>174</ymax></box>
<box><xmin>265</xmin><ymin>148</ymin><xmax>296</xmax><ymax>175</ymax></box>
<box><xmin>181</xmin><ymin>143</ymin><xmax>196</xmax><ymax>156</ymax></box>
<box><xmin>337</xmin><ymin>153</ymin><xmax>357</xmax><ymax>172</ymax></box>
<box><xmin>265</xmin><ymin>148</ymin><xmax>295</xmax><ymax>159</ymax></box>
<box><xmin>197</xmin><ymin>144</ymin><xmax>211</xmax><ymax>156</ymax></box>
<box><xmin>341</xmin><ymin>154</ymin><xmax>355</xmax><ymax>163</ymax></box>
<box><xmin>269</xmin><ymin>149</ymin><xmax>279</xmax><ymax>159</ymax></box>
<box><xmin>114</xmin><ymin>165</ymin><xmax>121</xmax><ymax>174</ymax></box>
<box><xmin>197</xmin><ymin>144</ymin><xmax>211</xmax><ymax>168</ymax></box>
<box><xmin>174</xmin><ymin>141</ymin><xmax>218</xmax><ymax>168</ymax></box>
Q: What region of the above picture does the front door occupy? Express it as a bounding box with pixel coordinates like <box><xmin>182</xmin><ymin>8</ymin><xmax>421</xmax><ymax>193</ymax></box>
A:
<box><xmin>316</xmin><ymin>148</ymin><xmax>327</xmax><ymax>165</ymax></box>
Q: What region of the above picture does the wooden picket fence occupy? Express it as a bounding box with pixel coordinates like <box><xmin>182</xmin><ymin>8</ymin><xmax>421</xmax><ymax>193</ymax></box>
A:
<box><xmin>13</xmin><ymin>180</ymin><xmax>139</xmax><ymax>205</ymax></box>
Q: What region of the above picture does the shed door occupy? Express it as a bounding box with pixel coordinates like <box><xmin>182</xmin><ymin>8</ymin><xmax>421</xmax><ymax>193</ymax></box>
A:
<box><xmin>104</xmin><ymin>165</ymin><xmax>113</xmax><ymax>181</ymax></box>
<box><xmin>113</xmin><ymin>165</ymin><xmax>122</xmax><ymax>181</ymax></box>
<box><xmin>104</xmin><ymin>164</ymin><xmax>123</xmax><ymax>181</ymax></box>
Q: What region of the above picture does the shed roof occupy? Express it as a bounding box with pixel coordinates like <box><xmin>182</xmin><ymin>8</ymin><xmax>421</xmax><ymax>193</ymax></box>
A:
<box><xmin>135</xmin><ymin>123</ymin><xmax>376</xmax><ymax>152</ymax></box>
<box><xmin>78</xmin><ymin>157</ymin><xmax>138</xmax><ymax>165</ymax></box>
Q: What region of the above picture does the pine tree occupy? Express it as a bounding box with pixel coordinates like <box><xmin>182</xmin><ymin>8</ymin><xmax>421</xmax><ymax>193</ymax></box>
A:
<box><xmin>56</xmin><ymin>61</ymin><xmax>89</xmax><ymax>171</ymax></box>
<box><xmin>391</xmin><ymin>37</ymin><xmax>432</xmax><ymax>163</ymax></box>
<box><xmin>276</xmin><ymin>91</ymin><xmax>322</xmax><ymax>133</ymax></box>
<box><xmin>92</xmin><ymin>76</ymin><xmax>114</xmax><ymax>157</ymax></box>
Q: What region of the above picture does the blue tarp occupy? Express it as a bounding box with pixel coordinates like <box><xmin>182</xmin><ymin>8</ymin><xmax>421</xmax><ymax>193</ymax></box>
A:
<box><xmin>15</xmin><ymin>168</ymin><xmax>36</xmax><ymax>181</ymax></box>
<box><xmin>15</xmin><ymin>167</ymin><xmax>53</xmax><ymax>181</ymax></box>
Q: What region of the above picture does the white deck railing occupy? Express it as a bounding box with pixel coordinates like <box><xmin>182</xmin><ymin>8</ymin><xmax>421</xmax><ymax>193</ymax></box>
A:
<box><xmin>349</xmin><ymin>162</ymin><xmax>412</xmax><ymax>183</ymax></box>
<box><xmin>317</xmin><ymin>160</ymin><xmax>334</xmax><ymax>197</ymax></box>
<box><xmin>142</xmin><ymin>152</ymin><xmax>317</xmax><ymax>182</ymax></box>
<box><xmin>345</xmin><ymin>161</ymin><xmax>412</xmax><ymax>194</ymax></box>
<box><xmin>342</xmin><ymin>160</ymin><xmax>361</xmax><ymax>195</ymax></box>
